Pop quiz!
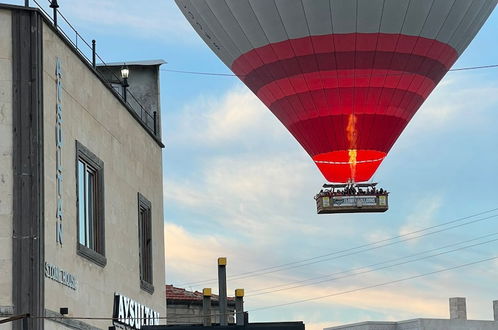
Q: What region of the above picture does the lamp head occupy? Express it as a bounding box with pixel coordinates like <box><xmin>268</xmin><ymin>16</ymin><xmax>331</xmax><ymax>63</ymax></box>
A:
<box><xmin>50</xmin><ymin>0</ymin><xmax>59</xmax><ymax>9</ymax></box>
<box><xmin>120</xmin><ymin>64</ymin><xmax>129</xmax><ymax>79</ymax></box>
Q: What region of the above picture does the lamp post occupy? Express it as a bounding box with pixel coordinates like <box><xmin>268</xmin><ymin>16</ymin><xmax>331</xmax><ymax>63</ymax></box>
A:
<box><xmin>50</xmin><ymin>0</ymin><xmax>59</xmax><ymax>28</ymax></box>
<box><xmin>121</xmin><ymin>64</ymin><xmax>130</xmax><ymax>103</ymax></box>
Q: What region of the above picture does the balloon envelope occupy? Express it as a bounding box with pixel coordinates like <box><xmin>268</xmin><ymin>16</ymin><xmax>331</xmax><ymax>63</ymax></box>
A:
<box><xmin>176</xmin><ymin>0</ymin><xmax>497</xmax><ymax>183</ymax></box>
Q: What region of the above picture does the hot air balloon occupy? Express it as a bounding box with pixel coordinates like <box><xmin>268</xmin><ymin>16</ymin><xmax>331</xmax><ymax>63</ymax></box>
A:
<box><xmin>175</xmin><ymin>0</ymin><xmax>497</xmax><ymax>213</ymax></box>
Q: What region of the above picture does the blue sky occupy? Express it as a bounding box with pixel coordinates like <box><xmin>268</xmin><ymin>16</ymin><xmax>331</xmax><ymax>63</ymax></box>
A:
<box><xmin>9</xmin><ymin>1</ymin><xmax>498</xmax><ymax>329</ymax></box>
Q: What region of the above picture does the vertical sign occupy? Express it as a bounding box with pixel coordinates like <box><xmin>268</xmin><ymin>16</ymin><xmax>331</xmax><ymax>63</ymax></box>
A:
<box><xmin>55</xmin><ymin>58</ymin><xmax>63</xmax><ymax>245</ymax></box>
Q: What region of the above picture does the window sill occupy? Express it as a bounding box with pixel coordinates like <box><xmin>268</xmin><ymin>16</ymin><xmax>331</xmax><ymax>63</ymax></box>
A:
<box><xmin>140</xmin><ymin>280</ymin><xmax>154</xmax><ymax>294</ymax></box>
<box><xmin>77</xmin><ymin>243</ymin><xmax>107</xmax><ymax>267</ymax></box>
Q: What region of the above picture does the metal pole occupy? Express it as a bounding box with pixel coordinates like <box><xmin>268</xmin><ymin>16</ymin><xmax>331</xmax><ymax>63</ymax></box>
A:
<box><xmin>25</xmin><ymin>0</ymin><xmax>29</xmax><ymax>7</ymax></box>
<box><xmin>22</xmin><ymin>316</ymin><xmax>28</xmax><ymax>330</ymax></box>
<box><xmin>218</xmin><ymin>257</ymin><xmax>228</xmax><ymax>326</ymax></box>
<box><xmin>92</xmin><ymin>40</ymin><xmax>96</xmax><ymax>68</ymax></box>
<box><xmin>0</xmin><ymin>313</ymin><xmax>30</xmax><ymax>325</ymax></box>
<box><xmin>153</xmin><ymin>111</ymin><xmax>157</xmax><ymax>135</ymax></box>
<box><xmin>50</xmin><ymin>0</ymin><xmax>59</xmax><ymax>28</ymax></box>
<box><xmin>202</xmin><ymin>288</ymin><xmax>212</xmax><ymax>326</ymax></box>
<box><xmin>53</xmin><ymin>7</ymin><xmax>58</xmax><ymax>28</ymax></box>
<box><xmin>123</xmin><ymin>87</ymin><xmax>127</xmax><ymax>103</ymax></box>
<box><xmin>235</xmin><ymin>289</ymin><xmax>245</xmax><ymax>326</ymax></box>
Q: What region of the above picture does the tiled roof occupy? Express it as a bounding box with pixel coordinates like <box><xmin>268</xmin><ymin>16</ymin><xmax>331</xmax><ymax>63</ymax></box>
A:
<box><xmin>166</xmin><ymin>285</ymin><xmax>204</xmax><ymax>302</ymax></box>
<box><xmin>166</xmin><ymin>285</ymin><xmax>235</xmax><ymax>304</ymax></box>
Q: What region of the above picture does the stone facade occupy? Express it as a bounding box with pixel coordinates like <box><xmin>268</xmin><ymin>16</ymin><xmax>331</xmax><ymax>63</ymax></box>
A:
<box><xmin>0</xmin><ymin>8</ymin><xmax>13</xmax><ymax>329</ymax></box>
<box><xmin>0</xmin><ymin>4</ymin><xmax>166</xmax><ymax>330</ymax></box>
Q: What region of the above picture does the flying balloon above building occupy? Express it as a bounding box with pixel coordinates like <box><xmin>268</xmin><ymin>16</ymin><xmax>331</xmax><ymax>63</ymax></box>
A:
<box><xmin>175</xmin><ymin>0</ymin><xmax>496</xmax><ymax>212</ymax></box>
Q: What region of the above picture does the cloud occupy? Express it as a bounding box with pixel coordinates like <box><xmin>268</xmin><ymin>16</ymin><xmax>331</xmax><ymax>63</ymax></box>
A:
<box><xmin>162</xmin><ymin>73</ymin><xmax>498</xmax><ymax>328</ymax></box>
<box><xmin>164</xmin><ymin>219</ymin><xmax>498</xmax><ymax>326</ymax></box>
<box><xmin>57</xmin><ymin>0</ymin><xmax>197</xmax><ymax>45</ymax></box>
<box><xmin>399</xmin><ymin>195</ymin><xmax>443</xmax><ymax>239</ymax></box>
<box><xmin>405</xmin><ymin>74</ymin><xmax>498</xmax><ymax>135</ymax></box>
<box><xmin>164</xmin><ymin>223</ymin><xmax>226</xmax><ymax>286</ymax></box>
<box><xmin>167</xmin><ymin>86</ymin><xmax>286</xmax><ymax>147</ymax></box>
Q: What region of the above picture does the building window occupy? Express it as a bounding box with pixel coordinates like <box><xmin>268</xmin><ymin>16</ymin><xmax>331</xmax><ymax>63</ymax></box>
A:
<box><xmin>138</xmin><ymin>193</ymin><xmax>153</xmax><ymax>293</ymax></box>
<box><xmin>76</xmin><ymin>141</ymin><xmax>106</xmax><ymax>267</ymax></box>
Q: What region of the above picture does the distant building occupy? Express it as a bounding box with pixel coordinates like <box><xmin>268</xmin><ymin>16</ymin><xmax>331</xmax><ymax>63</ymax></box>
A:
<box><xmin>166</xmin><ymin>285</ymin><xmax>236</xmax><ymax>325</ymax></box>
<box><xmin>324</xmin><ymin>298</ymin><xmax>498</xmax><ymax>330</ymax></box>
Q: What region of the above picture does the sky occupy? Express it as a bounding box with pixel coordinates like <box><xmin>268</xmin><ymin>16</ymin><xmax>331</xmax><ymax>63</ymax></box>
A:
<box><xmin>7</xmin><ymin>1</ymin><xmax>498</xmax><ymax>329</ymax></box>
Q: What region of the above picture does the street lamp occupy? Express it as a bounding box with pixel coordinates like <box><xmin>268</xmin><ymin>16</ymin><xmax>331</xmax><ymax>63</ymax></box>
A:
<box><xmin>50</xmin><ymin>0</ymin><xmax>59</xmax><ymax>28</ymax></box>
<box><xmin>121</xmin><ymin>64</ymin><xmax>129</xmax><ymax>102</ymax></box>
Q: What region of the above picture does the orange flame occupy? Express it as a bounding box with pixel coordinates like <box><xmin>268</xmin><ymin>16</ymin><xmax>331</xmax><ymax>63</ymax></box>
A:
<box><xmin>346</xmin><ymin>114</ymin><xmax>357</xmax><ymax>182</ymax></box>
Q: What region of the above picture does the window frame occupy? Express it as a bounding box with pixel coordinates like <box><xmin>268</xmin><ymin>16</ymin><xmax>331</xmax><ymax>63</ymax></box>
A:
<box><xmin>75</xmin><ymin>141</ymin><xmax>106</xmax><ymax>267</ymax></box>
<box><xmin>138</xmin><ymin>192</ymin><xmax>154</xmax><ymax>294</ymax></box>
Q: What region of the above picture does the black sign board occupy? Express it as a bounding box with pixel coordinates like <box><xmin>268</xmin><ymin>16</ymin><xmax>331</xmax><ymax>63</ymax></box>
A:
<box><xmin>142</xmin><ymin>322</ymin><xmax>305</xmax><ymax>330</ymax></box>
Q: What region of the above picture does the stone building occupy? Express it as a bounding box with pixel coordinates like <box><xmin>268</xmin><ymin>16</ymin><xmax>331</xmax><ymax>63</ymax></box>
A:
<box><xmin>166</xmin><ymin>285</ymin><xmax>236</xmax><ymax>325</ymax></box>
<box><xmin>0</xmin><ymin>3</ymin><xmax>165</xmax><ymax>329</ymax></box>
<box><xmin>324</xmin><ymin>298</ymin><xmax>498</xmax><ymax>330</ymax></box>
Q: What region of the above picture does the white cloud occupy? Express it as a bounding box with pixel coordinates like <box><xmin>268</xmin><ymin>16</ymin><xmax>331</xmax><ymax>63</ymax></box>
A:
<box><xmin>162</xmin><ymin>68</ymin><xmax>498</xmax><ymax>328</ymax></box>
<box><xmin>168</xmin><ymin>86</ymin><xmax>286</xmax><ymax>147</ymax></box>
<box><xmin>164</xmin><ymin>153</ymin><xmax>313</xmax><ymax>238</ymax></box>
<box><xmin>399</xmin><ymin>195</ymin><xmax>442</xmax><ymax>239</ymax></box>
<box><xmin>405</xmin><ymin>74</ymin><xmax>498</xmax><ymax>134</ymax></box>
<box><xmin>58</xmin><ymin>0</ymin><xmax>197</xmax><ymax>45</ymax></box>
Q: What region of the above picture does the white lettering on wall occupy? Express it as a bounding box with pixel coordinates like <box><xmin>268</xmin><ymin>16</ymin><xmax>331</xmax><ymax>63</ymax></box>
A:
<box><xmin>55</xmin><ymin>58</ymin><xmax>64</xmax><ymax>245</ymax></box>
<box><xmin>44</xmin><ymin>262</ymin><xmax>77</xmax><ymax>290</ymax></box>
<box><xmin>113</xmin><ymin>293</ymin><xmax>160</xmax><ymax>329</ymax></box>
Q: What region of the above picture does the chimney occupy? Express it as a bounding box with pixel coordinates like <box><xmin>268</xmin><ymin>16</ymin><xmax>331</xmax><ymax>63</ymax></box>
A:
<box><xmin>235</xmin><ymin>289</ymin><xmax>245</xmax><ymax>326</ymax></box>
<box><xmin>202</xmin><ymin>288</ymin><xmax>212</xmax><ymax>327</ymax></box>
<box><xmin>449</xmin><ymin>297</ymin><xmax>467</xmax><ymax>320</ymax></box>
<box><xmin>493</xmin><ymin>300</ymin><xmax>498</xmax><ymax>321</ymax></box>
<box><xmin>218</xmin><ymin>257</ymin><xmax>228</xmax><ymax>326</ymax></box>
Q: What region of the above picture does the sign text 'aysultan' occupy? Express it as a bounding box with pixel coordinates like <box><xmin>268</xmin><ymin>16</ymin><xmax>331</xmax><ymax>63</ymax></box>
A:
<box><xmin>113</xmin><ymin>293</ymin><xmax>160</xmax><ymax>329</ymax></box>
<box><xmin>55</xmin><ymin>57</ymin><xmax>64</xmax><ymax>245</ymax></box>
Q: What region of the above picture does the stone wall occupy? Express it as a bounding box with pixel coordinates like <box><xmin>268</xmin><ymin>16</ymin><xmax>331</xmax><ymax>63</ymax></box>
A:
<box><xmin>0</xmin><ymin>9</ymin><xmax>13</xmax><ymax>329</ymax></box>
<box><xmin>41</xmin><ymin>16</ymin><xmax>165</xmax><ymax>329</ymax></box>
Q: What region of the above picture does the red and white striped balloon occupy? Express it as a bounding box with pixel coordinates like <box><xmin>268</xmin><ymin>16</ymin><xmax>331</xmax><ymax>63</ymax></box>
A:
<box><xmin>176</xmin><ymin>0</ymin><xmax>497</xmax><ymax>183</ymax></box>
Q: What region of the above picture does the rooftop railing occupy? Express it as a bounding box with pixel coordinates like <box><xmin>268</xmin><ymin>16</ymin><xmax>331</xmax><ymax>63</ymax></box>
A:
<box><xmin>25</xmin><ymin>0</ymin><xmax>159</xmax><ymax>137</ymax></box>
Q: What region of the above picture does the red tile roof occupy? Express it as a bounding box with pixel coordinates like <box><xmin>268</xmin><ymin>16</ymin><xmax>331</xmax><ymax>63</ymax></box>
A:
<box><xmin>166</xmin><ymin>285</ymin><xmax>235</xmax><ymax>304</ymax></box>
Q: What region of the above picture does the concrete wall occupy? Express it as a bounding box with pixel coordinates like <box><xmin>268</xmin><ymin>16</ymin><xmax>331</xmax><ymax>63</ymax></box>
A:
<box><xmin>41</xmin><ymin>17</ymin><xmax>165</xmax><ymax>329</ymax></box>
<box><xmin>324</xmin><ymin>318</ymin><xmax>498</xmax><ymax>330</ymax></box>
<box><xmin>324</xmin><ymin>321</ymin><xmax>396</xmax><ymax>330</ymax></box>
<box><xmin>0</xmin><ymin>8</ymin><xmax>13</xmax><ymax>329</ymax></box>
<box><xmin>418</xmin><ymin>318</ymin><xmax>498</xmax><ymax>330</ymax></box>
<box><xmin>167</xmin><ymin>304</ymin><xmax>235</xmax><ymax>325</ymax></box>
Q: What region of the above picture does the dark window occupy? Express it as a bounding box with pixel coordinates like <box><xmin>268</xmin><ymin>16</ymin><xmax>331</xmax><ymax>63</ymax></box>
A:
<box><xmin>76</xmin><ymin>141</ymin><xmax>106</xmax><ymax>267</ymax></box>
<box><xmin>138</xmin><ymin>193</ymin><xmax>153</xmax><ymax>293</ymax></box>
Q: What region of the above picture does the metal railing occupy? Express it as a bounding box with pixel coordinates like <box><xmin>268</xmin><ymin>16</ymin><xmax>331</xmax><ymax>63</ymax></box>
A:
<box><xmin>26</xmin><ymin>0</ymin><xmax>158</xmax><ymax>136</ymax></box>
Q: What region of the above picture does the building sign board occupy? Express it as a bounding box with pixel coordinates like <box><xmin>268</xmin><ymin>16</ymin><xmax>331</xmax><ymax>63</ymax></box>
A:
<box><xmin>332</xmin><ymin>196</ymin><xmax>378</xmax><ymax>207</ymax></box>
<box><xmin>44</xmin><ymin>262</ymin><xmax>77</xmax><ymax>290</ymax></box>
<box><xmin>113</xmin><ymin>293</ymin><xmax>160</xmax><ymax>329</ymax></box>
